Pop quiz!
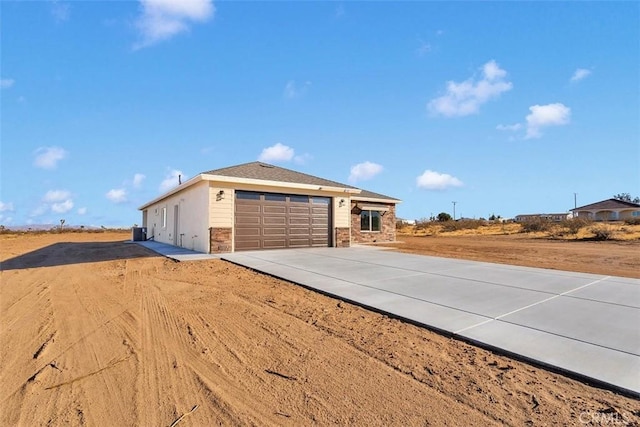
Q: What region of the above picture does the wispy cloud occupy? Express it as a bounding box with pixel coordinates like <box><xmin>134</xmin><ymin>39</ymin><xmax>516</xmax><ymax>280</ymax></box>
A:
<box><xmin>1</xmin><ymin>78</ymin><xmax>15</xmax><ymax>89</ymax></box>
<box><xmin>134</xmin><ymin>0</ymin><xmax>215</xmax><ymax>50</ymax></box>
<box><xmin>348</xmin><ymin>161</ymin><xmax>383</xmax><ymax>183</ymax></box>
<box><xmin>416</xmin><ymin>170</ymin><xmax>463</xmax><ymax>190</ymax></box>
<box><xmin>416</xmin><ymin>38</ymin><xmax>431</xmax><ymax>56</ymax></box>
<box><xmin>132</xmin><ymin>173</ymin><xmax>146</xmax><ymax>188</ymax></box>
<box><xmin>51</xmin><ymin>0</ymin><xmax>70</xmax><ymax>23</ymax></box>
<box><xmin>258</xmin><ymin>143</ymin><xmax>295</xmax><ymax>163</ymax></box>
<box><xmin>496</xmin><ymin>123</ymin><xmax>522</xmax><ymax>132</ymax></box>
<box><xmin>106</xmin><ymin>188</ymin><xmax>128</xmax><ymax>204</ymax></box>
<box><xmin>570</xmin><ymin>68</ymin><xmax>591</xmax><ymax>83</ymax></box>
<box><xmin>34</xmin><ymin>146</ymin><xmax>68</xmax><ymax>170</ymax></box>
<box><xmin>428</xmin><ymin>60</ymin><xmax>512</xmax><ymax>117</ymax></box>
<box><xmin>525</xmin><ymin>103</ymin><xmax>571</xmax><ymax>139</ymax></box>
<box><xmin>284</xmin><ymin>80</ymin><xmax>311</xmax><ymax>99</ymax></box>
<box><xmin>77</xmin><ymin>207</ymin><xmax>88</xmax><ymax>215</ymax></box>
<box><xmin>52</xmin><ymin>199</ymin><xmax>74</xmax><ymax>213</ymax></box>
<box><xmin>44</xmin><ymin>190</ymin><xmax>71</xmax><ymax>203</ymax></box>
<box><xmin>0</xmin><ymin>201</ymin><xmax>14</xmax><ymax>212</ymax></box>
<box><xmin>159</xmin><ymin>168</ymin><xmax>185</xmax><ymax>192</ymax></box>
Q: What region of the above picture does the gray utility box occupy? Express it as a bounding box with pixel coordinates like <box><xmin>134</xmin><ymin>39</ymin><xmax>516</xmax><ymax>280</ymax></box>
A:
<box><xmin>132</xmin><ymin>227</ymin><xmax>147</xmax><ymax>241</ymax></box>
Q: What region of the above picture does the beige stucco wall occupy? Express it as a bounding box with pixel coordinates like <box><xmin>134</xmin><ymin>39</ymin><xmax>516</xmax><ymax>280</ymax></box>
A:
<box><xmin>333</xmin><ymin>196</ymin><xmax>351</xmax><ymax>228</ymax></box>
<box><xmin>144</xmin><ymin>181</ymin><xmax>210</xmax><ymax>253</ymax></box>
<box><xmin>209</xmin><ymin>185</ymin><xmax>234</xmax><ymax>227</ymax></box>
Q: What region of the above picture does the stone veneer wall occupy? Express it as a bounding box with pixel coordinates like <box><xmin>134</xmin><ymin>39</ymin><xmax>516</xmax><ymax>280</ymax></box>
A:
<box><xmin>350</xmin><ymin>203</ymin><xmax>396</xmax><ymax>244</ymax></box>
<box><xmin>335</xmin><ymin>227</ymin><xmax>351</xmax><ymax>247</ymax></box>
<box><xmin>209</xmin><ymin>227</ymin><xmax>232</xmax><ymax>253</ymax></box>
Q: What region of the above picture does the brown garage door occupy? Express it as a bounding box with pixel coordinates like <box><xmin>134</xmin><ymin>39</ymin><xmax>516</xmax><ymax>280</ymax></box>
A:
<box><xmin>235</xmin><ymin>191</ymin><xmax>331</xmax><ymax>251</ymax></box>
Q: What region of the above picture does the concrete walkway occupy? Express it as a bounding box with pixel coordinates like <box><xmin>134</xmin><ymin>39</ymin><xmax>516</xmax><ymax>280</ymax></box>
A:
<box><xmin>132</xmin><ymin>240</ymin><xmax>219</xmax><ymax>261</ymax></box>
<box><xmin>222</xmin><ymin>246</ymin><xmax>640</xmax><ymax>397</ymax></box>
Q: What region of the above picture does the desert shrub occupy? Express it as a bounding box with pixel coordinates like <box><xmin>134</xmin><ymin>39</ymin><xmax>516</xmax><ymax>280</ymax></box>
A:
<box><xmin>624</xmin><ymin>217</ymin><xmax>640</xmax><ymax>226</ymax></box>
<box><xmin>440</xmin><ymin>219</ymin><xmax>485</xmax><ymax>232</ymax></box>
<box><xmin>590</xmin><ymin>225</ymin><xmax>615</xmax><ymax>241</ymax></box>
<box><xmin>560</xmin><ymin>218</ymin><xmax>592</xmax><ymax>235</ymax></box>
<box><xmin>519</xmin><ymin>218</ymin><xmax>553</xmax><ymax>233</ymax></box>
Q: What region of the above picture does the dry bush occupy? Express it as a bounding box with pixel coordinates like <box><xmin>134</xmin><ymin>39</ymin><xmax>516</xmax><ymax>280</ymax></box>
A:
<box><xmin>590</xmin><ymin>225</ymin><xmax>616</xmax><ymax>241</ymax></box>
<box><xmin>560</xmin><ymin>218</ymin><xmax>592</xmax><ymax>235</ymax></box>
<box><xmin>519</xmin><ymin>219</ymin><xmax>553</xmax><ymax>233</ymax></box>
<box><xmin>440</xmin><ymin>219</ymin><xmax>485</xmax><ymax>232</ymax></box>
<box><xmin>624</xmin><ymin>217</ymin><xmax>640</xmax><ymax>226</ymax></box>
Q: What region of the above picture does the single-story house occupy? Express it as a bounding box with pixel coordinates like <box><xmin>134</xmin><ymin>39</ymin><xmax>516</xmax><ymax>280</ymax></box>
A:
<box><xmin>571</xmin><ymin>199</ymin><xmax>640</xmax><ymax>221</ymax></box>
<box><xmin>138</xmin><ymin>161</ymin><xmax>400</xmax><ymax>253</ymax></box>
<box><xmin>515</xmin><ymin>213</ymin><xmax>570</xmax><ymax>222</ymax></box>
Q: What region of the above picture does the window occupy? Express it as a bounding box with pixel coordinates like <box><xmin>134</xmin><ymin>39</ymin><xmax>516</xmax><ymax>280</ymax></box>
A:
<box><xmin>290</xmin><ymin>195</ymin><xmax>309</xmax><ymax>203</ymax></box>
<box><xmin>265</xmin><ymin>193</ymin><xmax>286</xmax><ymax>202</ymax></box>
<box><xmin>360</xmin><ymin>210</ymin><xmax>381</xmax><ymax>232</ymax></box>
<box><xmin>236</xmin><ymin>191</ymin><xmax>261</xmax><ymax>200</ymax></box>
<box><xmin>162</xmin><ymin>207</ymin><xmax>167</xmax><ymax>228</ymax></box>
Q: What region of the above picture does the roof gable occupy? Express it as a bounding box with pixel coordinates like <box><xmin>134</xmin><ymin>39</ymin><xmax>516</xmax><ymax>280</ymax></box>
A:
<box><xmin>573</xmin><ymin>198</ymin><xmax>640</xmax><ymax>211</ymax></box>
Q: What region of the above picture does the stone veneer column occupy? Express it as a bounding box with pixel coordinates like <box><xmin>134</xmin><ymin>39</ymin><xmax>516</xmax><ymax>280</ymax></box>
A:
<box><xmin>335</xmin><ymin>227</ymin><xmax>351</xmax><ymax>247</ymax></box>
<box><xmin>209</xmin><ymin>227</ymin><xmax>233</xmax><ymax>253</ymax></box>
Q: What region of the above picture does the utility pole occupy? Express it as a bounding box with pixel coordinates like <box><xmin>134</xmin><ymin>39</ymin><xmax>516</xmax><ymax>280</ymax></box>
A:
<box><xmin>574</xmin><ymin>193</ymin><xmax>577</xmax><ymax>210</ymax></box>
<box><xmin>452</xmin><ymin>201</ymin><xmax>457</xmax><ymax>220</ymax></box>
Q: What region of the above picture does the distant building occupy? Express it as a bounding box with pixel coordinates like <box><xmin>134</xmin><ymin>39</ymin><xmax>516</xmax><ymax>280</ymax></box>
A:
<box><xmin>515</xmin><ymin>213</ymin><xmax>570</xmax><ymax>223</ymax></box>
<box><xmin>571</xmin><ymin>199</ymin><xmax>640</xmax><ymax>221</ymax></box>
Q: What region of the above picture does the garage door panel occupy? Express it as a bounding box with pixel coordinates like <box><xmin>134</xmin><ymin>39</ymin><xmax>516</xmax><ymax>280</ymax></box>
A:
<box><xmin>236</xmin><ymin>227</ymin><xmax>261</xmax><ymax>237</ymax></box>
<box><xmin>235</xmin><ymin>204</ymin><xmax>261</xmax><ymax>214</ymax></box>
<box><xmin>264</xmin><ymin>216</ymin><xmax>286</xmax><ymax>225</ymax></box>
<box><xmin>235</xmin><ymin>191</ymin><xmax>330</xmax><ymax>251</ymax></box>
<box><xmin>289</xmin><ymin>206</ymin><xmax>311</xmax><ymax>215</ymax></box>
<box><xmin>263</xmin><ymin>227</ymin><xmax>287</xmax><ymax>236</ymax></box>
<box><xmin>263</xmin><ymin>239</ymin><xmax>287</xmax><ymax>249</ymax></box>
<box><xmin>263</xmin><ymin>205</ymin><xmax>287</xmax><ymax>214</ymax></box>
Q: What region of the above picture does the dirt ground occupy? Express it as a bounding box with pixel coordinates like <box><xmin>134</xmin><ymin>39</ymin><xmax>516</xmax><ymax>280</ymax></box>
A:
<box><xmin>1</xmin><ymin>232</ymin><xmax>638</xmax><ymax>426</ymax></box>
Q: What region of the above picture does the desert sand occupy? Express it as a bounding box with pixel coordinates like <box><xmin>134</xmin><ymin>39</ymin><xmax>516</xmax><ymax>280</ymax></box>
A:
<box><xmin>1</xmin><ymin>231</ymin><xmax>638</xmax><ymax>426</ymax></box>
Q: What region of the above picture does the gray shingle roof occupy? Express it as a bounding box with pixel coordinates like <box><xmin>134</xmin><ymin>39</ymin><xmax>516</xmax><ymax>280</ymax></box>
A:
<box><xmin>573</xmin><ymin>198</ymin><xmax>640</xmax><ymax>211</ymax></box>
<box><xmin>201</xmin><ymin>161</ymin><xmax>399</xmax><ymax>202</ymax></box>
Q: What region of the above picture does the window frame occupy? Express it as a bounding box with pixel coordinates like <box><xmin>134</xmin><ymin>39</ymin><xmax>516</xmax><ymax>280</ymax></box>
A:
<box><xmin>162</xmin><ymin>207</ymin><xmax>167</xmax><ymax>228</ymax></box>
<box><xmin>360</xmin><ymin>209</ymin><xmax>382</xmax><ymax>232</ymax></box>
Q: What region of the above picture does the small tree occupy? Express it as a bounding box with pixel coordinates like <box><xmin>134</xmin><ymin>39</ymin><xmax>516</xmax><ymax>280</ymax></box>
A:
<box><xmin>437</xmin><ymin>212</ymin><xmax>452</xmax><ymax>222</ymax></box>
<box><xmin>613</xmin><ymin>193</ymin><xmax>640</xmax><ymax>204</ymax></box>
<box><xmin>59</xmin><ymin>219</ymin><xmax>65</xmax><ymax>231</ymax></box>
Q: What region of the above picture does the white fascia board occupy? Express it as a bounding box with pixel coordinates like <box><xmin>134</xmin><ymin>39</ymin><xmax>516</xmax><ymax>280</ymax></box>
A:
<box><xmin>138</xmin><ymin>175</ymin><xmax>205</xmax><ymax>210</ymax></box>
<box><xmin>352</xmin><ymin>196</ymin><xmax>401</xmax><ymax>204</ymax></box>
<box><xmin>203</xmin><ymin>174</ymin><xmax>362</xmax><ymax>194</ymax></box>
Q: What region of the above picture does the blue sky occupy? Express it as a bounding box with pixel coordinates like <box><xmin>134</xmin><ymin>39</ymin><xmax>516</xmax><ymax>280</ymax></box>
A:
<box><xmin>1</xmin><ymin>1</ymin><xmax>638</xmax><ymax>227</ymax></box>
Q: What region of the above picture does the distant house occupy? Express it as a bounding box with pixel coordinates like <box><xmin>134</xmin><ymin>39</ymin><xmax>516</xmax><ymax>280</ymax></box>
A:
<box><xmin>515</xmin><ymin>213</ymin><xmax>570</xmax><ymax>223</ymax></box>
<box><xmin>571</xmin><ymin>199</ymin><xmax>640</xmax><ymax>221</ymax></box>
<box><xmin>138</xmin><ymin>161</ymin><xmax>400</xmax><ymax>253</ymax></box>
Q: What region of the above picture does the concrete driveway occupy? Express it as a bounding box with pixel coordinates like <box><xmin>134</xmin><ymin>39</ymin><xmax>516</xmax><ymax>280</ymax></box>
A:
<box><xmin>222</xmin><ymin>246</ymin><xmax>640</xmax><ymax>397</ymax></box>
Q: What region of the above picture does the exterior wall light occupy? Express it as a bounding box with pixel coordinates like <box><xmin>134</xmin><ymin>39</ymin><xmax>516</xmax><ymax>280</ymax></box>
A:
<box><xmin>339</xmin><ymin>198</ymin><xmax>346</xmax><ymax>207</ymax></box>
<box><xmin>216</xmin><ymin>190</ymin><xmax>225</xmax><ymax>201</ymax></box>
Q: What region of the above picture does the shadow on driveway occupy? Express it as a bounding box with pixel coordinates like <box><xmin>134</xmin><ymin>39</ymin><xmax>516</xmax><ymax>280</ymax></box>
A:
<box><xmin>0</xmin><ymin>241</ymin><xmax>159</xmax><ymax>271</ymax></box>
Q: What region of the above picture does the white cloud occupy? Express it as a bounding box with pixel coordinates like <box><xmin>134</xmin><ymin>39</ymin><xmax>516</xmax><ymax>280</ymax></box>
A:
<box><xmin>496</xmin><ymin>123</ymin><xmax>522</xmax><ymax>131</ymax></box>
<box><xmin>525</xmin><ymin>103</ymin><xmax>571</xmax><ymax>139</ymax></box>
<box><xmin>159</xmin><ymin>169</ymin><xmax>186</xmax><ymax>192</ymax></box>
<box><xmin>30</xmin><ymin>205</ymin><xmax>48</xmax><ymax>218</ymax></box>
<box><xmin>0</xmin><ymin>78</ymin><xmax>15</xmax><ymax>89</ymax></box>
<box><xmin>570</xmin><ymin>68</ymin><xmax>591</xmax><ymax>83</ymax></box>
<box><xmin>284</xmin><ymin>80</ymin><xmax>311</xmax><ymax>99</ymax></box>
<box><xmin>427</xmin><ymin>60</ymin><xmax>513</xmax><ymax>117</ymax></box>
<box><xmin>43</xmin><ymin>190</ymin><xmax>71</xmax><ymax>203</ymax></box>
<box><xmin>52</xmin><ymin>199</ymin><xmax>74</xmax><ymax>213</ymax></box>
<box><xmin>258</xmin><ymin>143</ymin><xmax>295</xmax><ymax>163</ymax></box>
<box><xmin>134</xmin><ymin>0</ymin><xmax>215</xmax><ymax>50</ymax></box>
<box><xmin>77</xmin><ymin>207</ymin><xmax>88</xmax><ymax>215</ymax></box>
<box><xmin>0</xmin><ymin>214</ymin><xmax>13</xmax><ymax>224</ymax></box>
<box><xmin>34</xmin><ymin>146</ymin><xmax>68</xmax><ymax>169</ymax></box>
<box><xmin>416</xmin><ymin>170</ymin><xmax>463</xmax><ymax>190</ymax></box>
<box><xmin>132</xmin><ymin>173</ymin><xmax>146</xmax><ymax>188</ymax></box>
<box><xmin>348</xmin><ymin>161</ymin><xmax>383</xmax><ymax>183</ymax></box>
<box><xmin>106</xmin><ymin>188</ymin><xmax>127</xmax><ymax>204</ymax></box>
<box><xmin>0</xmin><ymin>201</ymin><xmax>14</xmax><ymax>212</ymax></box>
<box><xmin>294</xmin><ymin>153</ymin><xmax>312</xmax><ymax>165</ymax></box>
